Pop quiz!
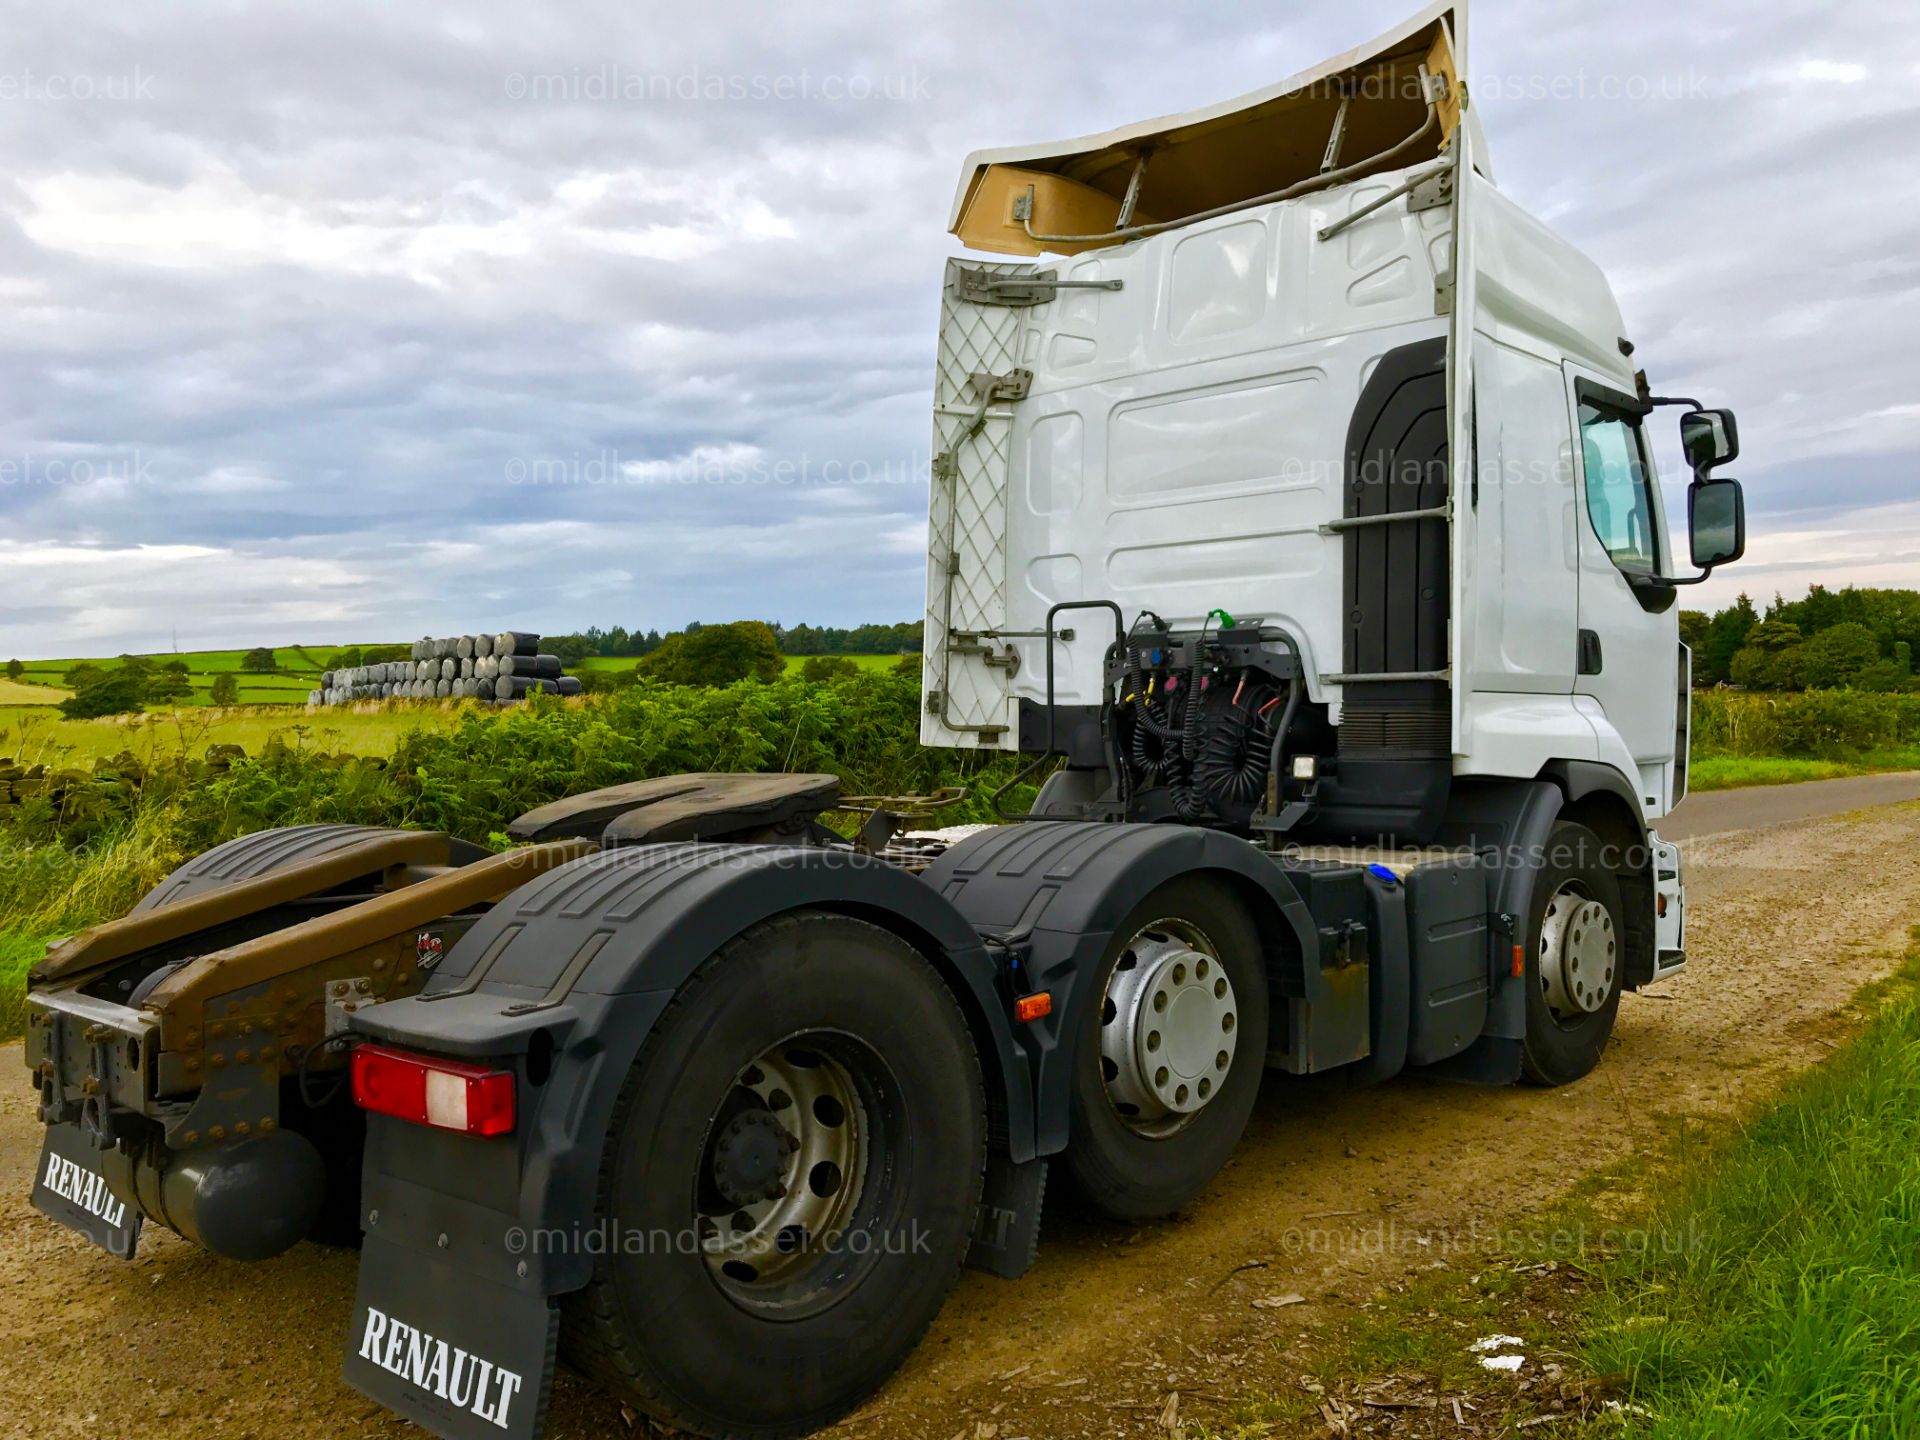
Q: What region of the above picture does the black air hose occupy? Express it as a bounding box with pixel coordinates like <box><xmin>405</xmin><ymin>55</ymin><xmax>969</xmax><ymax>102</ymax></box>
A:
<box><xmin>1195</xmin><ymin>684</ymin><xmax>1277</xmax><ymax>805</ymax></box>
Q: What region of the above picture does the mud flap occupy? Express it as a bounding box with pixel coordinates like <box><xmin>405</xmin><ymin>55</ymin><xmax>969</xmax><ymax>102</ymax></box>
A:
<box><xmin>343</xmin><ymin>1233</ymin><xmax>558</xmax><ymax>1440</ymax></box>
<box><xmin>965</xmin><ymin>1155</ymin><xmax>1046</xmax><ymax>1279</ymax></box>
<box><xmin>31</xmin><ymin>1123</ymin><xmax>141</xmax><ymax>1259</ymax></box>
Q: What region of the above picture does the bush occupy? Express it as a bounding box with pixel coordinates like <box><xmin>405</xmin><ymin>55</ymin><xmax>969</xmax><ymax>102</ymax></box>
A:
<box><xmin>641</xmin><ymin>622</ymin><xmax>785</xmax><ymax>688</ymax></box>
<box><xmin>1691</xmin><ymin>690</ymin><xmax>1920</xmax><ymax>760</ymax></box>
<box><xmin>209</xmin><ymin>673</ymin><xmax>239</xmax><ymax>706</ymax></box>
<box><xmin>799</xmin><ymin>656</ymin><xmax>861</xmax><ymax>682</ymax></box>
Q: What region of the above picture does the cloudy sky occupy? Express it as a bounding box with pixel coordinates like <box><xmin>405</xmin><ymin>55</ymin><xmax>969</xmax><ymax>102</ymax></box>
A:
<box><xmin>0</xmin><ymin>1</ymin><xmax>1913</xmax><ymax>657</ymax></box>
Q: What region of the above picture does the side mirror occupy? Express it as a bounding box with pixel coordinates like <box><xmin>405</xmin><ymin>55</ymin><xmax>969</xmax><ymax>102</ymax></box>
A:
<box><xmin>1681</xmin><ymin>407</ymin><xmax>1739</xmax><ymax>474</ymax></box>
<box><xmin>1689</xmin><ymin>477</ymin><xmax>1745</xmax><ymax>569</ymax></box>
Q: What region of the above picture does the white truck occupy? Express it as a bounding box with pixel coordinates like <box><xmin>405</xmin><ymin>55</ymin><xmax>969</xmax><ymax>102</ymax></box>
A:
<box><xmin>26</xmin><ymin>6</ymin><xmax>1743</xmax><ymax>1439</ymax></box>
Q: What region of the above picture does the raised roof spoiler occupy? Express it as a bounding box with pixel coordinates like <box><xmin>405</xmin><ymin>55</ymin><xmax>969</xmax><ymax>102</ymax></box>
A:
<box><xmin>949</xmin><ymin>2</ymin><xmax>1483</xmax><ymax>256</ymax></box>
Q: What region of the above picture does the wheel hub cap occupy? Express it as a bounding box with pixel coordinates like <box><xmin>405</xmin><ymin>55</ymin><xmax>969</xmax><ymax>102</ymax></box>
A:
<box><xmin>1539</xmin><ymin>887</ymin><xmax>1616</xmax><ymax>1017</ymax></box>
<box><xmin>697</xmin><ymin>1042</ymin><xmax>866</xmax><ymax>1292</ymax></box>
<box><xmin>1100</xmin><ymin>923</ymin><xmax>1238</xmax><ymax>1135</ymax></box>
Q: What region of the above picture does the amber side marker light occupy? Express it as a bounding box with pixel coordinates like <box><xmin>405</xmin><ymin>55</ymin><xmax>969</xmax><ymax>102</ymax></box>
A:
<box><xmin>1510</xmin><ymin>944</ymin><xmax>1525</xmax><ymax>979</ymax></box>
<box><xmin>351</xmin><ymin>1042</ymin><xmax>516</xmax><ymax>1137</ymax></box>
<box><xmin>1014</xmin><ymin>992</ymin><xmax>1053</xmax><ymax>1023</ymax></box>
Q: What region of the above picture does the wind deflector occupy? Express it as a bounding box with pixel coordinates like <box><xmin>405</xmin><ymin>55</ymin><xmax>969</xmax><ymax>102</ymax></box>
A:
<box><xmin>949</xmin><ymin>3</ymin><xmax>1472</xmax><ymax>257</ymax></box>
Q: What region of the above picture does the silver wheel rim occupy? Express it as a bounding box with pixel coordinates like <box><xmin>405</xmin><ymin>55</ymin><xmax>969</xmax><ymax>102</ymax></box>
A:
<box><xmin>697</xmin><ymin>1038</ymin><xmax>868</xmax><ymax>1295</ymax></box>
<box><xmin>1099</xmin><ymin>919</ymin><xmax>1239</xmax><ymax>1138</ymax></box>
<box><xmin>1538</xmin><ymin>882</ymin><xmax>1617</xmax><ymax>1019</ymax></box>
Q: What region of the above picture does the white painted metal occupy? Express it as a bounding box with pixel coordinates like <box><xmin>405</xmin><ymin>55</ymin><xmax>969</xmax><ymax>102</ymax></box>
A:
<box><xmin>921</xmin><ymin>1</ymin><xmax>1688</xmax><ymax>856</ymax></box>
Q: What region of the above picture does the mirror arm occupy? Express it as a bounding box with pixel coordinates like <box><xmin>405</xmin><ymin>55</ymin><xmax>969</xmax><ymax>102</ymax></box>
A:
<box><xmin>1646</xmin><ymin>395</ymin><xmax>1703</xmax><ymax>409</ymax></box>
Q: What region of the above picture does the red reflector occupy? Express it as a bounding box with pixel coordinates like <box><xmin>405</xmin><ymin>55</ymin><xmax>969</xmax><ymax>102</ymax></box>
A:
<box><xmin>351</xmin><ymin>1043</ymin><xmax>516</xmax><ymax>1137</ymax></box>
<box><xmin>1014</xmin><ymin>991</ymin><xmax>1053</xmax><ymax>1023</ymax></box>
<box><xmin>1511</xmin><ymin>943</ymin><xmax>1525</xmax><ymax>979</ymax></box>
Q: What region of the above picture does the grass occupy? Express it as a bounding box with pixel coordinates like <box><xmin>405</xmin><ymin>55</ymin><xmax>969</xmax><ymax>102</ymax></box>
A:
<box><xmin>1689</xmin><ymin>750</ymin><xmax>1920</xmax><ymax>791</ymax></box>
<box><xmin>8</xmin><ymin>645</ymin><xmax>406</xmax><ymax>707</ymax></box>
<box><xmin>0</xmin><ymin>703</ymin><xmax>452</xmax><ymax>766</ymax></box>
<box><xmin>1579</xmin><ymin>944</ymin><xmax>1920</xmax><ymax>1435</ymax></box>
<box><xmin>9</xmin><ymin>647</ymin><xmax>909</xmax><ymax>704</ymax></box>
<box><xmin>570</xmin><ymin>653</ymin><xmax>905</xmax><ymax>678</ymax></box>
<box><xmin>0</xmin><ymin>931</ymin><xmax>51</xmax><ymax>1039</ymax></box>
<box><xmin>0</xmin><ymin>677</ymin><xmax>67</xmax><ymax>705</ymax></box>
<box><xmin>1185</xmin><ymin>942</ymin><xmax>1920</xmax><ymax>1438</ymax></box>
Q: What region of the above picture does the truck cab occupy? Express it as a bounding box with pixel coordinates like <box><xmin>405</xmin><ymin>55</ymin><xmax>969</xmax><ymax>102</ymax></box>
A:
<box><xmin>919</xmin><ymin>0</ymin><xmax>1742</xmax><ymax>1021</ymax></box>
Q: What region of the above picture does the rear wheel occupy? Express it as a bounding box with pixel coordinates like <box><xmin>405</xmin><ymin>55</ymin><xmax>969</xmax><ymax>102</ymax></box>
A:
<box><xmin>1062</xmin><ymin>877</ymin><xmax>1268</xmax><ymax>1222</ymax></box>
<box><xmin>1520</xmin><ymin>821</ymin><xmax>1626</xmax><ymax>1086</ymax></box>
<box><xmin>563</xmin><ymin>911</ymin><xmax>986</xmax><ymax>1439</ymax></box>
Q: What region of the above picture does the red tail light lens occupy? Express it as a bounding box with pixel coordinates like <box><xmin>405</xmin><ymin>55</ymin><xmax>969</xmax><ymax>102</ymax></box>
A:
<box><xmin>351</xmin><ymin>1043</ymin><xmax>516</xmax><ymax>1137</ymax></box>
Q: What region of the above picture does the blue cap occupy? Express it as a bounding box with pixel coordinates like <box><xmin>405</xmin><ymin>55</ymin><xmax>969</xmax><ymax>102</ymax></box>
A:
<box><xmin>1366</xmin><ymin>863</ymin><xmax>1399</xmax><ymax>885</ymax></box>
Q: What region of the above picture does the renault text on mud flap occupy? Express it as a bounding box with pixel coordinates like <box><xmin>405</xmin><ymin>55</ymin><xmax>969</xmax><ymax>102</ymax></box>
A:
<box><xmin>357</xmin><ymin>1306</ymin><xmax>525</xmax><ymax>1430</ymax></box>
<box><xmin>40</xmin><ymin>1147</ymin><xmax>128</xmax><ymax>1228</ymax></box>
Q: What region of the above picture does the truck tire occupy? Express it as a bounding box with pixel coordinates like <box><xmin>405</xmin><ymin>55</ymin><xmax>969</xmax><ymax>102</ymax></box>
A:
<box><xmin>1062</xmin><ymin>877</ymin><xmax>1268</xmax><ymax>1222</ymax></box>
<box><xmin>1520</xmin><ymin>821</ymin><xmax>1625</xmax><ymax>1086</ymax></box>
<box><xmin>563</xmin><ymin>911</ymin><xmax>987</xmax><ymax>1439</ymax></box>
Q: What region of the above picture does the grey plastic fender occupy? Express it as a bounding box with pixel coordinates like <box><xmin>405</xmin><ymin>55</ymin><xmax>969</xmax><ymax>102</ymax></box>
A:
<box><xmin>349</xmin><ymin>842</ymin><xmax>1033</xmax><ymax>1299</ymax></box>
<box><xmin>923</xmin><ymin>821</ymin><xmax>1323</xmax><ymax>1154</ymax></box>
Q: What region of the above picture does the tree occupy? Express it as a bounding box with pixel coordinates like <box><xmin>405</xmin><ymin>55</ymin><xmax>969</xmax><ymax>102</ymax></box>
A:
<box><xmin>209</xmin><ymin>673</ymin><xmax>239</xmax><ymax>706</ymax></box>
<box><xmin>4</xmin><ymin>659</ymin><xmax>21</xmax><ymax>681</ymax></box>
<box><xmin>145</xmin><ymin>661</ymin><xmax>194</xmax><ymax>705</ymax></box>
<box><xmin>1729</xmin><ymin>620</ymin><xmax>1807</xmax><ymax>691</ymax></box>
<box><xmin>545</xmin><ymin>634</ymin><xmax>594</xmax><ymax>665</ymax></box>
<box><xmin>59</xmin><ymin>670</ymin><xmax>146</xmax><ymax>718</ymax></box>
<box><xmin>240</xmin><ymin>647</ymin><xmax>278</xmax><ymax>672</ymax></box>
<box><xmin>640</xmin><ymin>621</ymin><xmax>785</xmax><ymax>687</ymax></box>
<box><xmin>61</xmin><ymin>661</ymin><xmax>101</xmax><ymax>690</ymax></box>
<box><xmin>331</xmin><ymin>647</ymin><xmax>363</xmax><ymax>670</ymax></box>
<box><xmin>1699</xmin><ymin>593</ymin><xmax>1757</xmax><ymax>685</ymax></box>
<box><xmin>1799</xmin><ymin>621</ymin><xmax>1880</xmax><ymax>690</ymax></box>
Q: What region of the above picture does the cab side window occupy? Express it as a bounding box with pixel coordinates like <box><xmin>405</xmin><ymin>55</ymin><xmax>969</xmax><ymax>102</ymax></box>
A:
<box><xmin>1578</xmin><ymin>402</ymin><xmax>1660</xmax><ymax>575</ymax></box>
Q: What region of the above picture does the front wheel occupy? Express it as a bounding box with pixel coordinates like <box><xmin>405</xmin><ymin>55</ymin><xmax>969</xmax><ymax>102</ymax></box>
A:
<box><xmin>1520</xmin><ymin>821</ymin><xmax>1626</xmax><ymax>1086</ymax></box>
<box><xmin>563</xmin><ymin>911</ymin><xmax>986</xmax><ymax>1439</ymax></box>
<box><xmin>1062</xmin><ymin>877</ymin><xmax>1269</xmax><ymax>1222</ymax></box>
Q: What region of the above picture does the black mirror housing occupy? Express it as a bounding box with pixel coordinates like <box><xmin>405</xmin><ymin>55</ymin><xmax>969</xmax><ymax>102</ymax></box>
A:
<box><xmin>1681</xmin><ymin>407</ymin><xmax>1739</xmax><ymax>474</ymax></box>
<box><xmin>1689</xmin><ymin>476</ymin><xmax>1745</xmax><ymax>569</ymax></box>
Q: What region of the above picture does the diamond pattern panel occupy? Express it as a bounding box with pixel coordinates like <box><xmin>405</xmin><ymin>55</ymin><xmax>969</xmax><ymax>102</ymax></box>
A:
<box><xmin>921</xmin><ymin>258</ymin><xmax>1037</xmax><ymax>748</ymax></box>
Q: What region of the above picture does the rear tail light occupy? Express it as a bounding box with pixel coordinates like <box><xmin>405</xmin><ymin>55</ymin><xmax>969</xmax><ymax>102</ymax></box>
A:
<box><xmin>351</xmin><ymin>1043</ymin><xmax>516</xmax><ymax>1137</ymax></box>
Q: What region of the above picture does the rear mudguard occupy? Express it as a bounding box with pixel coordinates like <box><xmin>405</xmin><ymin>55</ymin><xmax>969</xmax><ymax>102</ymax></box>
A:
<box><xmin>348</xmin><ymin>842</ymin><xmax>1034</xmax><ymax>1298</ymax></box>
<box><xmin>923</xmin><ymin>821</ymin><xmax>1326</xmax><ymax>1153</ymax></box>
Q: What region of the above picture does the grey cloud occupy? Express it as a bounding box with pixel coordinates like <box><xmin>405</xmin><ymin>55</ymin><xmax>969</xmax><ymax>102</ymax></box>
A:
<box><xmin>0</xmin><ymin>0</ymin><xmax>1914</xmax><ymax>655</ymax></box>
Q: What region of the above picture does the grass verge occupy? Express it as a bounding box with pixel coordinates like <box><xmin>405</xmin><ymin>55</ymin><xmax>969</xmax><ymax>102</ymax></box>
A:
<box><xmin>1189</xmin><ymin>940</ymin><xmax>1920</xmax><ymax>1437</ymax></box>
<box><xmin>1690</xmin><ymin>749</ymin><xmax>1920</xmax><ymax>790</ymax></box>
<box><xmin>1579</xmin><ymin>943</ymin><xmax>1920</xmax><ymax>1435</ymax></box>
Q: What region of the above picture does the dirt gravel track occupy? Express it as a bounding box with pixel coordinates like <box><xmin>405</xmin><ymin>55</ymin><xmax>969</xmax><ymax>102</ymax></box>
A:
<box><xmin>3</xmin><ymin>784</ymin><xmax>1917</xmax><ymax>1440</ymax></box>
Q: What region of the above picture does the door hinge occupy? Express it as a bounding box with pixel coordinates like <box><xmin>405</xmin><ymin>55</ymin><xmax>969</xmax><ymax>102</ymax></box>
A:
<box><xmin>1407</xmin><ymin>166</ymin><xmax>1455</xmax><ymax>214</ymax></box>
<box><xmin>953</xmin><ymin>265</ymin><xmax>1123</xmax><ymax>309</ymax></box>
<box><xmin>971</xmin><ymin>368</ymin><xmax>1033</xmax><ymax>404</ymax></box>
<box><xmin>1433</xmin><ymin>268</ymin><xmax>1455</xmax><ymax>314</ymax></box>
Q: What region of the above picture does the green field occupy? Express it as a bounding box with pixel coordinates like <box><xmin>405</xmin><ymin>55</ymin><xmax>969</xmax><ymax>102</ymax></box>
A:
<box><xmin>9</xmin><ymin>644</ymin><xmax>406</xmax><ymax>707</ymax></box>
<box><xmin>569</xmin><ymin>653</ymin><xmax>904</xmax><ymax>679</ymax></box>
<box><xmin>11</xmin><ymin>647</ymin><xmax>909</xmax><ymax>705</ymax></box>
<box><xmin>0</xmin><ymin>703</ymin><xmax>450</xmax><ymax>766</ymax></box>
